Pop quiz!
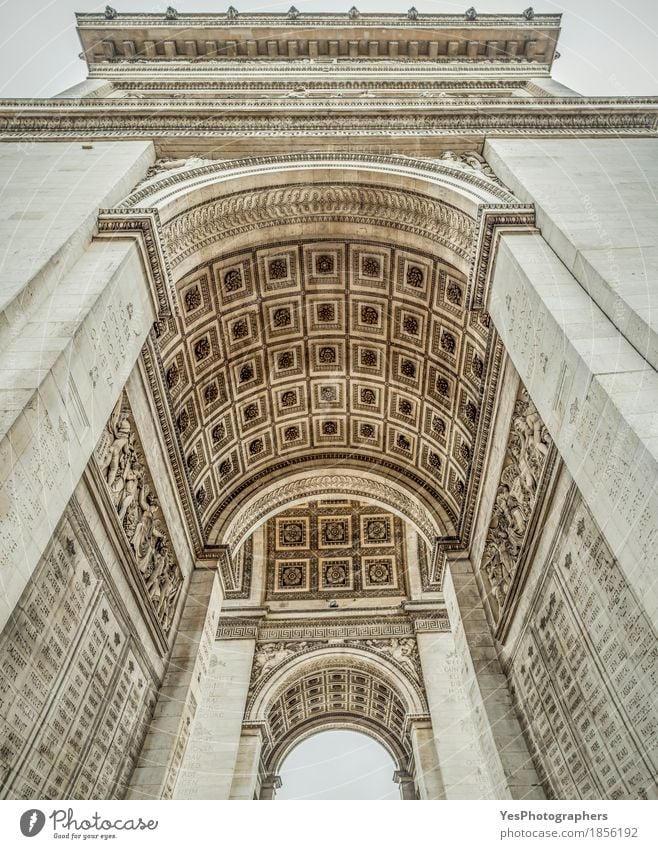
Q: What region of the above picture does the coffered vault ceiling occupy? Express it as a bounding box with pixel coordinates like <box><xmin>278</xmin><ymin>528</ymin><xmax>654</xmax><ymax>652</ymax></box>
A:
<box><xmin>264</xmin><ymin>500</ymin><xmax>413</xmax><ymax>600</ymax></box>
<box><xmin>154</xmin><ymin>234</ymin><xmax>493</xmax><ymax>545</ymax></box>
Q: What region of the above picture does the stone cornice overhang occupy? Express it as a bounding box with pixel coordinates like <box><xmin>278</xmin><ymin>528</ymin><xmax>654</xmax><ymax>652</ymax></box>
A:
<box><xmin>76</xmin><ymin>11</ymin><xmax>560</xmax><ymax>70</ymax></box>
<box><xmin>86</xmin><ymin>60</ymin><xmax>553</xmax><ymax>81</ymax></box>
<box><xmin>0</xmin><ymin>97</ymin><xmax>656</xmax><ymax>139</ymax></box>
<box><xmin>77</xmin><ymin>11</ymin><xmax>561</xmax><ymax>27</ymax></box>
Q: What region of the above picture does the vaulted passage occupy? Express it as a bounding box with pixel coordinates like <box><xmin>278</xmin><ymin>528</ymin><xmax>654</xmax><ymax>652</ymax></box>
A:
<box><xmin>161</xmin><ymin>237</ymin><xmax>488</xmax><ymax>542</ymax></box>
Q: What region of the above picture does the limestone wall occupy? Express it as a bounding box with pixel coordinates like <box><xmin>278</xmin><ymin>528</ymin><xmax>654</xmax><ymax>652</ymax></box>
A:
<box><xmin>0</xmin><ymin>481</ymin><xmax>162</xmax><ymax>800</ymax></box>
<box><xmin>503</xmin><ymin>473</ymin><xmax>658</xmax><ymax>799</ymax></box>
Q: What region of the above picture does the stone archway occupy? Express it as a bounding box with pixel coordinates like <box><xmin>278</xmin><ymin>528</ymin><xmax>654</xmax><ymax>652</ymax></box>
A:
<box><xmin>113</xmin><ymin>151</ymin><xmax>538</xmax><ymax>803</ymax></box>
<box><xmin>100</xmin><ymin>152</ymin><xmax>532</xmax><ymax>598</ymax></box>
<box><xmin>200</xmin><ymin>644</ymin><xmax>438</xmax><ymax>800</ymax></box>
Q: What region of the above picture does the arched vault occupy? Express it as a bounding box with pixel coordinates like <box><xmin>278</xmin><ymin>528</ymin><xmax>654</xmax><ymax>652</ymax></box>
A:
<box><xmin>245</xmin><ymin>644</ymin><xmax>428</xmax><ymax>776</ymax></box>
<box><xmin>101</xmin><ymin>153</ymin><xmax>533</xmax><ymax>593</ymax></box>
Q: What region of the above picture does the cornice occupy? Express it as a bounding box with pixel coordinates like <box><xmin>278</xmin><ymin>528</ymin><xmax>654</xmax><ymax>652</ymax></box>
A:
<box><xmin>4</xmin><ymin>96</ymin><xmax>657</xmax><ymax>111</ymax></box>
<box><xmin>0</xmin><ymin>109</ymin><xmax>655</xmax><ymax>140</ymax></box>
<box><xmin>77</xmin><ymin>12</ymin><xmax>562</xmax><ymax>27</ymax></box>
<box><xmin>76</xmin><ymin>12</ymin><xmax>560</xmax><ymax>67</ymax></box>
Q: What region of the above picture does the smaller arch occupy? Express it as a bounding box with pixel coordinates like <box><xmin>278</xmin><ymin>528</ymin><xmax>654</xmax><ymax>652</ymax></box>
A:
<box><xmin>247</xmin><ymin>645</ymin><xmax>427</xmax><ymax>720</ymax></box>
<box><xmin>246</xmin><ymin>645</ymin><xmax>429</xmax><ymax>784</ymax></box>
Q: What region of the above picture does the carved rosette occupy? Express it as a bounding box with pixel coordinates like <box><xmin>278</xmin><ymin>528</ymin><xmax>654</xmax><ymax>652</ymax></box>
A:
<box><xmin>95</xmin><ymin>394</ymin><xmax>183</xmax><ymax>636</ymax></box>
<box><xmin>478</xmin><ymin>385</ymin><xmax>553</xmax><ymax>624</ymax></box>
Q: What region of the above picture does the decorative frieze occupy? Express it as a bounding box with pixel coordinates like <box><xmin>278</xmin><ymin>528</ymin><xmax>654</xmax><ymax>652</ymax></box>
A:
<box><xmin>95</xmin><ymin>394</ymin><xmax>183</xmax><ymax>641</ymax></box>
<box><xmin>217</xmin><ymin>613</ymin><xmax>449</xmax><ymax>644</ymax></box>
<box><xmin>411</xmin><ymin>611</ymin><xmax>451</xmax><ymax>633</ymax></box>
<box><xmin>162</xmin><ymin>184</ymin><xmax>476</xmax><ymax>267</ymax></box>
<box><xmin>0</xmin><ymin>108</ymin><xmax>655</xmax><ymax>141</ymax></box>
<box><xmin>478</xmin><ymin>385</ymin><xmax>554</xmax><ymax>628</ymax></box>
<box><xmin>216</xmin><ymin>619</ymin><xmax>261</xmax><ymax>640</ymax></box>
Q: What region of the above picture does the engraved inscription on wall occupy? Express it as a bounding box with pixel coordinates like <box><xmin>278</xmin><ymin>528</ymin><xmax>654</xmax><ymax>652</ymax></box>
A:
<box><xmin>0</xmin><ymin>509</ymin><xmax>157</xmax><ymax>800</ymax></box>
<box><xmin>508</xmin><ymin>491</ymin><xmax>658</xmax><ymax>800</ymax></box>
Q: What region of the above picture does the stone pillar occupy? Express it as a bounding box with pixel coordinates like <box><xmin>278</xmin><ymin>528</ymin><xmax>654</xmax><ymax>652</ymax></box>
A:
<box><xmin>416</xmin><ymin>629</ymin><xmax>494</xmax><ymax>799</ymax></box>
<box><xmin>127</xmin><ymin>570</ymin><xmax>223</xmax><ymax>799</ymax></box>
<box><xmin>260</xmin><ymin>774</ymin><xmax>282</xmax><ymax>800</ymax></box>
<box><xmin>403</xmin><ymin>523</ymin><xmax>423</xmax><ymax>600</ymax></box>
<box><xmin>485</xmin><ymin>226</ymin><xmax>658</xmax><ymax>632</ymax></box>
<box><xmin>174</xmin><ymin>630</ymin><xmax>258</xmax><ymax>799</ymax></box>
<box><xmin>443</xmin><ymin>553</ymin><xmax>544</xmax><ymax>799</ymax></box>
<box><xmin>250</xmin><ymin>524</ymin><xmax>267</xmax><ymax>606</ymax></box>
<box><xmin>484</xmin><ymin>138</ymin><xmax>658</xmax><ymax>628</ymax></box>
<box><xmin>409</xmin><ymin>718</ymin><xmax>444</xmax><ymax>799</ymax></box>
<box><xmin>0</xmin><ymin>140</ymin><xmax>156</xmax><ymax>634</ymax></box>
<box><xmin>393</xmin><ymin>770</ymin><xmax>417</xmax><ymax>800</ymax></box>
<box><xmin>229</xmin><ymin>724</ymin><xmax>265</xmax><ymax>800</ymax></box>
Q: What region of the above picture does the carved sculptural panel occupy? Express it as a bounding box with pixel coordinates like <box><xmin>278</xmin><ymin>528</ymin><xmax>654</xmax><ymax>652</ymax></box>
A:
<box><xmin>95</xmin><ymin>394</ymin><xmax>183</xmax><ymax>639</ymax></box>
<box><xmin>479</xmin><ymin>385</ymin><xmax>553</xmax><ymax>622</ymax></box>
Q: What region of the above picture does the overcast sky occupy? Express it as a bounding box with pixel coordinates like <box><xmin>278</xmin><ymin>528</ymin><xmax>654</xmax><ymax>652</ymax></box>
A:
<box><xmin>0</xmin><ymin>0</ymin><xmax>654</xmax><ymax>800</ymax></box>
<box><xmin>0</xmin><ymin>0</ymin><xmax>656</xmax><ymax>97</ymax></box>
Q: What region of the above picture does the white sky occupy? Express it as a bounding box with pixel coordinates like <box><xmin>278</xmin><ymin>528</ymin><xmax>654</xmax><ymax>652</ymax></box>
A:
<box><xmin>0</xmin><ymin>0</ymin><xmax>654</xmax><ymax>800</ymax></box>
<box><xmin>276</xmin><ymin>730</ymin><xmax>399</xmax><ymax>800</ymax></box>
<box><xmin>0</xmin><ymin>0</ymin><xmax>656</xmax><ymax>97</ymax></box>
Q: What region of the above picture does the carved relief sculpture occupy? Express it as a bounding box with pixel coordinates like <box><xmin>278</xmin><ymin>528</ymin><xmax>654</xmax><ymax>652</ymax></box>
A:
<box><xmin>96</xmin><ymin>395</ymin><xmax>183</xmax><ymax>635</ymax></box>
<box><xmin>479</xmin><ymin>386</ymin><xmax>552</xmax><ymax>621</ymax></box>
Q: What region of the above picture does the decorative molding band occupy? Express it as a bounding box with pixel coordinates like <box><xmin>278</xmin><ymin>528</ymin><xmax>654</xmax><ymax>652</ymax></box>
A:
<box><xmin>123</xmin><ymin>151</ymin><xmax>516</xmax><ymax>208</ymax></box>
<box><xmin>115</xmin><ymin>79</ymin><xmax>537</xmax><ymax>91</ymax></box>
<box><xmin>96</xmin><ymin>210</ymin><xmax>176</xmax><ymax>319</ymax></box>
<box><xmin>86</xmin><ymin>61</ymin><xmax>554</xmax><ymax>79</ymax></box>
<box><xmin>162</xmin><ymin>183</ymin><xmax>476</xmax><ymax>267</ymax></box>
<box><xmin>216</xmin><ymin>613</ymin><xmax>451</xmax><ymax>642</ymax></box>
<box><xmin>469</xmin><ymin>207</ymin><xmax>537</xmax><ymax>310</ymax></box>
<box><xmin>259</xmin><ymin>616</ymin><xmax>419</xmax><ymax>642</ymax></box>
<box><xmin>0</xmin><ymin>112</ymin><xmax>655</xmax><ymax>140</ymax></box>
<box><xmin>411</xmin><ymin>611</ymin><xmax>451</xmax><ymax>633</ymax></box>
<box><xmin>215</xmin><ymin>618</ymin><xmax>261</xmax><ymax>640</ymax></box>
<box><xmin>138</xmin><ymin>334</ymin><xmax>205</xmax><ymax>559</ymax></box>
<box><xmin>7</xmin><ymin>97</ymin><xmax>657</xmax><ymax>110</ymax></box>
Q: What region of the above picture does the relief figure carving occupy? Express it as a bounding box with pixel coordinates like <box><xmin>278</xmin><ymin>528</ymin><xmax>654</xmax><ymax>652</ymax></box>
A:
<box><xmin>480</xmin><ymin>387</ymin><xmax>552</xmax><ymax>620</ymax></box>
<box><xmin>97</xmin><ymin>396</ymin><xmax>183</xmax><ymax>634</ymax></box>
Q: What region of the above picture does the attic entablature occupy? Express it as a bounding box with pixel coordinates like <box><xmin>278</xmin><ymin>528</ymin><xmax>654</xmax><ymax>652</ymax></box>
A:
<box><xmin>76</xmin><ymin>10</ymin><xmax>561</xmax><ymax>68</ymax></box>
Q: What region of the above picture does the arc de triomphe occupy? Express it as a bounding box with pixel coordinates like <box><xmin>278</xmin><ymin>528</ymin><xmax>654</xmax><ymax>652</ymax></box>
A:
<box><xmin>0</xmin><ymin>10</ymin><xmax>656</xmax><ymax>800</ymax></box>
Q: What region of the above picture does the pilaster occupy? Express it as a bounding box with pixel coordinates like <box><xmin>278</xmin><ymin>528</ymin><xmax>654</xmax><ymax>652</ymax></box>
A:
<box><xmin>174</xmin><ymin>630</ymin><xmax>258</xmax><ymax>799</ymax></box>
<box><xmin>127</xmin><ymin>570</ymin><xmax>222</xmax><ymax>799</ymax></box>
<box><xmin>443</xmin><ymin>553</ymin><xmax>544</xmax><ymax>799</ymax></box>
<box><xmin>229</xmin><ymin>724</ymin><xmax>265</xmax><ymax>800</ymax></box>
<box><xmin>408</xmin><ymin>718</ymin><xmax>444</xmax><ymax>800</ymax></box>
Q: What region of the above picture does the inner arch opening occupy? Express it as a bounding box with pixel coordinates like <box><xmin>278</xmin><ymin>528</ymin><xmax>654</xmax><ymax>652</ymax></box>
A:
<box><xmin>276</xmin><ymin>729</ymin><xmax>399</xmax><ymax>800</ymax></box>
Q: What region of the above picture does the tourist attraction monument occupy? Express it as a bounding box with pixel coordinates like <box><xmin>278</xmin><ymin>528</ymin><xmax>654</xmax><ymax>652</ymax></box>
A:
<box><xmin>0</xmin><ymin>8</ymin><xmax>656</xmax><ymax>800</ymax></box>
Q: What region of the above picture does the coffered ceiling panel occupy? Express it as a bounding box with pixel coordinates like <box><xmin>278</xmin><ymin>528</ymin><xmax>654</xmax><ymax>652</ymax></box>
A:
<box><xmin>155</xmin><ymin>237</ymin><xmax>492</xmax><ymax>543</ymax></box>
